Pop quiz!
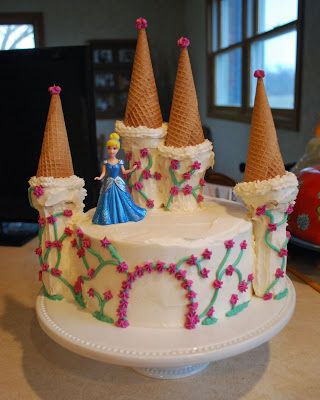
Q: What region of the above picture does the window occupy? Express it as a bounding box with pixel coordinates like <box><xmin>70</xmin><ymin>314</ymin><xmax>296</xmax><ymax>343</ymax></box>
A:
<box><xmin>0</xmin><ymin>13</ymin><xmax>44</xmax><ymax>50</ymax></box>
<box><xmin>207</xmin><ymin>0</ymin><xmax>303</xmax><ymax>130</ymax></box>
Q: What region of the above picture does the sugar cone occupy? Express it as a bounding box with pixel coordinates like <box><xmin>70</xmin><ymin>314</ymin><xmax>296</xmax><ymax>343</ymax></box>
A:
<box><xmin>165</xmin><ymin>41</ymin><xmax>205</xmax><ymax>148</ymax></box>
<box><xmin>244</xmin><ymin>73</ymin><xmax>285</xmax><ymax>182</ymax></box>
<box><xmin>124</xmin><ymin>26</ymin><xmax>162</xmax><ymax>128</ymax></box>
<box><xmin>315</xmin><ymin>118</ymin><xmax>320</xmax><ymax>137</ymax></box>
<box><xmin>36</xmin><ymin>88</ymin><xmax>74</xmax><ymax>178</ymax></box>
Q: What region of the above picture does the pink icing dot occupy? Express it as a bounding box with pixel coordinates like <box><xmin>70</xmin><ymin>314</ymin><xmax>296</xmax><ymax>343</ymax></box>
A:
<box><xmin>254</xmin><ymin>69</ymin><xmax>265</xmax><ymax>78</ymax></box>
<box><xmin>177</xmin><ymin>36</ymin><xmax>190</xmax><ymax>48</ymax></box>
<box><xmin>48</xmin><ymin>85</ymin><xmax>62</xmax><ymax>95</ymax></box>
<box><xmin>135</xmin><ymin>17</ymin><xmax>148</xmax><ymax>30</ymax></box>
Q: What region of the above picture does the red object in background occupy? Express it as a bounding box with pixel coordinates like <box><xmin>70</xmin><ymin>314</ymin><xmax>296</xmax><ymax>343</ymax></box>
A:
<box><xmin>288</xmin><ymin>166</ymin><xmax>320</xmax><ymax>245</ymax></box>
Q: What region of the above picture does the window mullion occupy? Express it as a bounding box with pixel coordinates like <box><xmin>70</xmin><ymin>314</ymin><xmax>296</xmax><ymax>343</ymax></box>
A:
<box><xmin>217</xmin><ymin>0</ymin><xmax>221</xmax><ymax>49</ymax></box>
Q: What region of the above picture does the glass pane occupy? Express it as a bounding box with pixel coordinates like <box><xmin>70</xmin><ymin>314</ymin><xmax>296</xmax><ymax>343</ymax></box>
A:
<box><xmin>215</xmin><ymin>48</ymin><xmax>242</xmax><ymax>106</ymax></box>
<box><xmin>258</xmin><ymin>0</ymin><xmax>298</xmax><ymax>33</ymax></box>
<box><xmin>0</xmin><ymin>24</ymin><xmax>35</xmax><ymax>50</ymax></box>
<box><xmin>212</xmin><ymin>0</ymin><xmax>218</xmax><ymax>51</ymax></box>
<box><xmin>250</xmin><ymin>30</ymin><xmax>297</xmax><ymax>109</ymax></box>
<box><xmin>246</xmin><ymin>0</ymin><xmax>254</xmax><ymax>37</ymax></box>
<box><xmin>221</xmin><ymin>0</ymin><xmax>242</xmax><ymax>48</ymax></box>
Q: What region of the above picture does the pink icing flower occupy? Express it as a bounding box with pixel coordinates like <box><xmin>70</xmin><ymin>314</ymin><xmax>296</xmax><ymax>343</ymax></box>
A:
<box><xmin>140</xmin><ymin>148</ymin><xmax>149</xmax><ymax>158</ymax></box>
<box><xmin>192</xmin><ymin>161</ymin><xmax>201</xmax><ymax>170</ymax></box>
<box><xmin>33</xmin><ymin>185</ymin><xmax>44</xmax><ymax>198</ymax></box>
<box><xmin>53</xmin><ymin>240</ymin><xmax>62</xmax><ymax>249</ymax></box>
<box><xmin>64</xmin><ymin>227</ymin><xmax>73</xmax><ymax>236</ymax></box>
<box><xmin>170</xmin><ymin>186</ymin><xmax>179</xmax><ymax>196</ymax></box>
<box><xmin>142</xmin><ymin>169</ymin><xmax>152</xmax><ymax>180</ymax></box>
<box><xmin>275</xmin><ymin>268</ymin><xmax>285</xmax><ymax>278</ymax></box>
<box><xmin>188</xmin><ymin>302</ymin><xmax>198</xmax><ymax>311</ymax></box>
<box><xmin>133</xmin><ymin>160</ymin><xmax>141</xmax><ymax>169</ymax></box>
<box><xmin>119</xmin><ymin>299</ymin><xmax>129</xmax><ymax>309</ymax></box>
<box><xmin>278</xmin><ymin>248</ymin><xmax>288</xmax><ymax>258</ymax></box>
<box><xmin>41</xmin><ymin>263</ymin><xmax>49</xmax><ymax>271</ymax></box>
<box><xmin>146</xmin><ymin>199</ymin><xmax>154</xmax><ymax>209</ymax></box>
<box><xmin>116</xmin><ymin>318</ymin><xmax>129</xmax><ymax>328</ymax></box>
<box><xmin>185</xmin><ymin>311</ymin><xmax>200</xmax><ymax>330</ymax></box>
<box><xmin>182</xmin><ymin>279</ymin><xmax>193</xmax><ymax>289</ymax></box>
<box><xmin>268</xmin><ymin>223</ymin><xmax>277</xmax><ymax>232</ymax></box>
<box><xmin>63</xmin><ymin>209</ymin><xmax>72</xmax><ymax>217</ymax></box>
<box><xmin>127</xmin><ymin>272</ymin><xmax>136</xmax><ymax>283</ymax></box>
<box><xmin>263</xmin><ymin>292</ymin><xmax>273</xmax><ymax>301</ymax></box>
<box><xmin>168</xmin><ymin>263</ymin><xmax>177</xmax><ymax>274</ymax></box>
<box><xmin>254</xmin><ymin>69</ymin><xmax>265</xmax><ymax>78</ymax></box>
<box><xmin>71</xmin><ymin>238</ymin><xmax>77</xmax><ymax>247</ymax></box>
<box><xmin>256</xmin><ymin>205</ymin><xmax>266</xmax><ymax>216</ymax></box>
<box><xmin>183</xmin><ymin>172</ymin><xmax>191</xmax><ymax>180</ymax></box>
<box><xmin>207</xmin><ymin>307</ymin><xmax>214</xmax><ymax>318</ymax></box>
<box><xmin>119</xmin><ymin>290</ymin><xmax>129</xmax><ymax>299</ymax></box>
<box><xmin>100</xmin><ymin>236</ymin><xmax>111</xmax><ymax>247</ymax></box>
<box><xmin>286</xmin><ymin>204</ymin><xmax>294</xmax><ymax>215</ymax></box>
<box><xmin>213</xmin><ymin>279</ymin><xmax>223</xmax><ymax>289</ymax></box>
<box><xmin>226</xmin><ymin>265</ymin><xmax>234</xmax><ymax>276</ymax></box>
<box><xmin>202</xmin><ymin>248</ymin><xmax>212</xmax><ymax>260</ymax></box>
<box><xmin>77</xmin><ymin>247</ymin><xmax>85</xmax><ymax>258</ymax></box>
<box><xmin>74</xmin><ymin>276</ymin><xmax>84</xmax><ymax>294</ymax></box>
<box><xmin>117</xmin><ymin>261</ymin><xmax>128</xmax><ymax>273</ymax></box>
<box><xmin>134</xmin><ymin>181</ymin><xmax>143</xmax><ymax>191</ymax></box>
<box><xmin>34</xmin><ymin>247</ymin><xmax>42</xmax><ymax>256</ymax></box>
<box><xmin>154</xmin><ymin>172</ymin><xmax>162</xmax><ymax>180</ymax></box>
<box><xmin>183</xmin><ymin>184</ymin><xmax>193</xmax><ymax>195</ymax></box>
<box><xmin>248</xmin><ymin>273</ymin><xmax>254</xmax><ymax>282</ymax></box>
<box><xmin>45</xmin><ymin>240</ymin><xmax>52</xmax><ymax>248</ymax></box>
<box><xmin>135</xmin><ymin>17</ymin><xmax>148</xmax><ymax>30</ymax></box>
<box><xmin>156</xmin><ymin>261</ymin><xmax>165</xmax><ymax>273</ymax></box>
<box><xmin>117</xmin><ymin>308</ymin><xmax>127</xmax><ymax>318</ymax></box>
<box><xmin>170</xmin><ymin>159</ymin><xmax>180</xmax><ymax>170</ymax></box>
<box><xmin>177</xmin><ymin>36</ymin><xmax>190</xmax><ymax>48</ymax></box>
<box><xmin>238</xmin><ymin>280</ymin><xmax>248</xmax><ymax>293</ymax></box>
<box><xmin>199</xmin><ymin>178</ymin><xmax>206</xmax><ymax>187</ymax></box>
<box><xmin>82</xmin><ymin>238</ymin><xmax>91</xmax><ymax>248</ymax></box>
<box><xmin>143</xmin><ymin>262</ymin><xmax>153</xmax><ymax>273</ymax></box>
<box><xmin>286</xmin><ymin>230</ymin><xmax>292</xmax><ymax>239</ymax></box>
<box><xmin>38</xmin><ymin>271</ymin><xmax>43</xmax><ymax>281</ymax></box>
<box><xmin>48</xmin><ymin>85</ymin><xmax>62</xmax><ymax>95</ymax></box>
<box><xmin>224</xmin><ymin>239</ymin><xmax>235</xmax><ymax>249</ymax></box>
<box><xmin>197</xmin><ymin>194</ymin><xmax>204</xmax><ymax>203</ymax></box>
<box><xmin>230</xmin><ymin>294</ymin><xmax>239</xmax><ymax>305</ymax></box>
<box><xmin>122</xmin><ymin>281</ymin><xmax>131</xmax><ymax>290</ymax></box>
<box><xmin>135</xmin><ymin>266</ymin><xmax>144</xmax><ymax>277</ymax></box>
<box><xmin>187</xmin><ymin>254</ymin><xmax>197</xmax><ymax>266</ymax></box>
<box><xmin>87</xmin><ymin>268</ymin><xmax>95</xmax><ymax>279</ymax></box>
<box><xmin>38</xmin><ymin>217</ymin><xmax>46</xmax><ymax>227</ymax></box>
<box><xmin>200</xmin><ymin>268</ymin><xmax>210</xmax><ymax>278</ymax></box>
<box><xmin>87</xmin><ymin>288</ymin><xmax>95</xmax><ymax>298</ymax></box>
<box><xmin>175</xmin><ymin>270</ymin><xmax>187</xmax><ymax>280</ymax></box>
<box><xmin>76</xmin><ymin>228</ymin><xmax>84</xmax><ymax>238</ymax></box>
<box><xmin>240</xmin><ymin>240</ymin><xmax>247</xmax><ymax>250</ymax></box>
<box><xmin>47</xmin><ymin>215</ymin><xmax>57</xmax><ymax>224</ymax></box>
<box><xmin>51</xmin><ymin>268</ymin><xmax>62</xmax><ymax>277</ymax></box>
<box><xmin>125</xmin><ymin>151</ymin><xmax>132</xmax><ymax>161</ymax></box>
<box><xmin>103</xmin><ymin>290</ymin><xmax>113</xmax><ymax>301</ymax></box>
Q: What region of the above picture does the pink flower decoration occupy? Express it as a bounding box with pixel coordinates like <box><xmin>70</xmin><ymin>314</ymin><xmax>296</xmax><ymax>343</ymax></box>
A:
<box><xmin>133</xmin><ymin>160</ymin><xmax>141</xmax><ymax>169</ymax></box>
<box><xmin>183</xmin><ymin>172</ymin><xmax>191</xmax><ymax>180</ymax></box>
<box><xmin>34</xmin><ymin>247</ymin><xmax>42</xmax><ymax>256</ymax></box>
<box><xmin>202</xmin><ymin>248</ymin><xmax>212</xmax><ymax>260</ymax></box>
<box><xmin>256</xmin><ymin>205</ymin><xmax>266</xmax><ymax>216</ymax></box>
<box><xmin>154</xmin><ymin>172</ymin><xmax>162</xmax><ymax>181</ymax></box>
<box><xmin>128</xmin><ymin>273</ymin><xmax>136</xmax><ymax>283</ymax></box>
<box><xmin>134</xmin><ymin>181</ymin><xmax>143</xmax><ymax>191</ymax></box>
<box><xmin>170</xmin><ymin>159</ymin><xmax>180</xmax><ymax>170</ymax></box>
<box><xmin>192</xmin><ymin>161</ymin><xmax>201</xmax><ymax>170</ymax></box>
<box><xmin>117</xmin><ymin>261</ymin><xmax>128</xmax><ymax>273</ymax></box>
<box><xmin>254</xmin><ymin>69</ymin><xmax>265</xmax><ymax>78</ymax></box>
<box><xmin>63</xmin><ymin>209</ymin><xmax>73</xmax><ymax>217</ymax></box>
<box><xmin>207</xmin><ymin>307</ymin><xmax>214</xmax><ymax>318</ymax></box>
<box><xmin>48</xmin><ymin>85</ymin><xmax>62</xmax><ymax>95</ymax></box>
<box><xmin>183</xmin><ymin>184</ymin><xmax>193</xmax><ymax>195</ymax></box>
<box><xmin>226</xmin><ymin>265</ymin><xmax>234</xmax><ymax>276</ymax></box>
<box><xmin>117</xmin><ymin>308</ymin><xmax>128</xmax><ymax>318</ymax></box>
<box><xmin>119</xmin><ymin>290</ymin><xmax>129</xmax><ymax>299</ymax></box>
<box><xmin>278</xmin><ymin>248</ymin><xmax>288</xmax><ymax>258</ymax></box>
<box><xmin>87</xmin><ymin>288</ymin><xmax>95</xmax><ymax>298</ymax></box>
<box><xmin>286</xmin><ymin>230</ymin><xmax>291</xmax><ymax>239</ymax></box>
<box><xmin>71</xmin><ymin>238</ymin><xmax>77</xmax><ymax>247</ymax></box>
<box><xmin>248</xmin><ymin>273</ymin><xmax>254</xmax><ymax>282</ymax></box>
<box><xmin>188</xmin><ymin>302</ymin><xmax>198</xmax><ymax>311</ymax></box>
<box><xmin>175</xmin><ymin>270</ymin><xmax>187</xmax><ymax>280</ymax></box>
<box><xmin>125</xmin><ymin>151</ymin><xmax>132</xmax><ymax>161</ymax></box>
<box><xmin>230</xmin><ymin>294</ymin><xmax>239</xmax><ymax>305</ymax></box>
<box><xmin>33</xmin><ymin>185</ymin><xmax>44</xmax><ymax>198</ymax></box>
<box><xmin>41</xmin><ymin>263</ymin><xmax>49</xmax><ymax>271</ymax></box>
<box><xmin>170</xmin><ymin>186</ymin><xmax>179</xmax><ymax>196</ymax></box>
<box><xmin>135</xmin><ymin>266</ymin><xmax>144</xmax><ymax>277</ymax></box>
<box><xmin>122</xmin><ymin>281</ymin><xmax>131</xmax><ymax>291</ymax></box>
<box><xmin>199</xmin><ymin>178</ymin><xmax>206</xmax><ymax>186</ymax></box>
<box><xmin>143</xmin><ymin>262</ymin><xmax>153</xmax><ymax>273</ymax></box>
<box><xmin>103</xmin><ymin>290</ymin><xmax>113</xmax><ymax>301</ymax></box>
<box><xmin>187</xmin><ymin>254</ymin><xmax>197</xmax><ymax>266</ymax></box>
<box><xmin>135</xmin><ymin>17</ymin><xmax>148</xmax><ymax>30</ymax></box>
<box><xmin>142</xmin><ymin>169</ymin><xmax>152</xmax><ymax>179</ymax></box>
<box><xmin>87</xmin><ymin>268</ymin><xmax>95</xmax><ymax>279</ymax></box>
<box><xmin>168</xmin><ymin>263</ymin><xmax>177</xmax><ymax>274</ymax></box>
<box><xmin>224</xmin><ymin>239</ymin><xmax>235</xmax><ymax>249</ymax></box>
<box><xmin>38</xmin><ymin>217</ymin><xmax>46</xmax><ymax>227</ymax></box>
<box><xmin>286</xmin><ymin>204</ymin><xmax>294</xmax><ymax>214</ymax></box>
<box><xmin>53</xmin><ymin>240</ymin><xmax>62</xmax><ymax>249</ymax></box>
<box><xmin>200</xmin><ymin>268</ymin><xmax>210</xmax><ymax>278</ymax></box>
<box><xmin>146</xmin><ymin>199</ymin><xmax>154</xmax><ymax>209</ymax></box>
<box><xmin>263</xmin><ymin>292</ymin><xmax>273</xmax><ymax>301</ymax></box>
<box><xmin>238</xmin><ymin>280</ymin><xmax>248</xmax><ymax>293</ymax></box>
<box><xmin>82</xmin><ymin>238</ymin><xmax>91</xmax><ymax>248</ymax></box>
<box><xmin>51</xmin><ymin>268</ymin><xmax>62</xmax><ymax>277</ymax></box>
<box><xmin>47</xmin><ymin>215</ymin><xmax>57</xmax><ymax>224</ymax></box>
<box><xmin>213</xmin><ymin>279</ymin><xmax>223</xmax><ymax>289</ymax></box>
<box><xmin>197</xmin><ymin>194</ymin><xmax>204</xmax><ymax>203</ymax></box>
<box><xmin>275</xmin><ymin>268</ymin><xmax>285</xmax><ymax>278</ymax></box>
<box><xmin>156</xmin><ymin>261</ymin><xmax>165</xmax><ymax>273</ymax></box>
<box><xmin>100</xmin><ymin>236</ymin><xmax>111</xmax><ymax>247</ymax></box>
<box><xmin>177</xmin><ymin>36</ymin><xmax>190</xmax><ymax>48</ymax></box>
<box><xmin>240</xmin><ymin>240</ymin><xmax>247</xmax><ymax>250</ymax></box>
<box><xmin>64</xmin><ymin>227</ymin><xmax>73</xmax><ymax>236</ymax></box>
<box><xmin>45</xmin><ymin>240</ymin><xmax>52</xmax><ymax>248</ymax></box>
<box><xmin>77</xmin><ymin>247</ymin><xmax>85</xmax><ymax>258</ymax></box>
<box><xmin>76</xmin><ymin>228</ymin><xmax>84</xmax><ymax>238</ymax></box>
<box><xmin>185</xmin><ymin>311</ymin><xmax>200</xmax><ymax>330</ymax></box>
<box><xmin>182</xmin><ymin>279</ymin><xmax>193</xmax><ymax>289</ymax></box>
<box><xmin>116</xmin><ymin>318</ymin><xmax>129</xmax><ymax>328</ymax></box>
<box><xmin>140</xmin><ymin>147</ymin><xmax>149</xmax><ymax>158</ymax></box>
<box><xmin>268</xmin><ymin>223</ymin><xmax>277</xmax><ymax>232</ymax></box>
<box><xmin>74</xmin><ymin>276</ymin><xmax>84</xmax><ymax>294</ymax></box>
<box><xmin>38</xmin><ymin>271</ymin><xmax>43</xmax><ymax>281</ymax></box>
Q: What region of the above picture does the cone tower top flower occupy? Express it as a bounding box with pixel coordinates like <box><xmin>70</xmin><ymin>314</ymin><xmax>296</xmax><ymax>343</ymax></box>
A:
<box><xmin>165</xmin><ymin>37</ymin><xmax>205</xmax><ymax>148</ymax></box>
<box><xmin>36</xmin><ymin>85</ymin><xmax>74</xmax><ymax>178</ymax></box>
<box><xmin>123</xmin><ymin>17</ymin><xmax>163</xmax><ymax>129</ymax></box>
<box><xmin>243</xmin><ymin>70</ymin><xmax>286</xmax><ymax>182</ymax></box>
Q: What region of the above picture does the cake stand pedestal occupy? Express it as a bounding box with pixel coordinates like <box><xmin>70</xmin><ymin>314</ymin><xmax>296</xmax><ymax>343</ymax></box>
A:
<box><xmin>36</xmin><ymin>277</ymin><xmax>295</xmax><ymax>379</ymax></box>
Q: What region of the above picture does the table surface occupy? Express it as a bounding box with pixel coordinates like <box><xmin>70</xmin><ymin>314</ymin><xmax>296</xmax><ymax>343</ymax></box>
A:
<box><xmin>0</xmin><ymin>238</ymin><xmax>319</xmax><ymax>400</ymax></box>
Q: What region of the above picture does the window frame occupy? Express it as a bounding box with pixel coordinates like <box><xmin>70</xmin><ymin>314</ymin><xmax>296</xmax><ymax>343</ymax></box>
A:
<box><xmin>0</xmin><ymin>12</ymin><xmax>45</xmax><ymax>49</ymax></box>
<box><xmin>206</xmin><ymin>0</ymin><xmax>304</xmax><ymax>130</ymax></box>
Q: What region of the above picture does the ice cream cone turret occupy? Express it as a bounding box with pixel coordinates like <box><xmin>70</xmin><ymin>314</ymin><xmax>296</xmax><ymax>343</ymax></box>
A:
<box><xmin>234</xmin><ymin>70</ymin><xmax>298</xmax><ymax>301</ymax></box>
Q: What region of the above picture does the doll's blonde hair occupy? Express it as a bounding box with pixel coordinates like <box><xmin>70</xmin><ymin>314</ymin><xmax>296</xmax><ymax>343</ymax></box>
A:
<box><xmin>106</xmin><ymin>132</ymin><xmax>120</xmax><ymax>149</ymax></box>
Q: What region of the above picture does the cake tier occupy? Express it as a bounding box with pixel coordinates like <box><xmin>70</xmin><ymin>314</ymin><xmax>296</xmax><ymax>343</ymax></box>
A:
<box><xmin>73</xmin><ymin>198</ymin><xmax>254</xmax><ymax>329</ymax></box>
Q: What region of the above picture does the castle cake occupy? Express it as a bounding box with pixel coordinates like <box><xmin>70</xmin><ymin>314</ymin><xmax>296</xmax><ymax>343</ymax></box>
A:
<box><xmin>29</xmin><ymin>20</ymin><xmax>298</xmax><ymax>330</ymax></box>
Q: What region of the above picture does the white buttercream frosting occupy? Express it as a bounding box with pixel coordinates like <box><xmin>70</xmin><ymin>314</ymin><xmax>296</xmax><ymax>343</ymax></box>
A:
<box><xmin>115</xmin><ymin>120</ymin><xmax>167</xmax><ymax>139</ymax></box>
<box><xmin>158</xmin><ymin>139</ymin><xmax>214</xmax><ymax>162</ymax></box>
<box><xmin>29</xmin><ymin>175</ymin><xmax>85</xmax><ymax>189</ymax></box>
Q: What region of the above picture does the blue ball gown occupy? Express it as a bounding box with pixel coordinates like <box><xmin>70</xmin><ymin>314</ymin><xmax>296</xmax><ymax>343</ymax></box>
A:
<box><xmin>92</xmin><ymin>159</ymin><xmax>146</xmax><ymax>225</ymax></box>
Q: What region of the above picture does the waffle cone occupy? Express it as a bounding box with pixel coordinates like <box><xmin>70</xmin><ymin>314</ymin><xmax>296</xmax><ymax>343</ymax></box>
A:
<box><xmin>165</xmin><ymin>48</ymin><xmax>204</xmax><ymax>148</ymax></box>
<box><xmin>244</xmin><ymin>78</ymin><xmax>285</xmax><ymax>182</ymax></box>
<box><xmin>315</xmin><ymin>118</ymin><xmax>320</xmax><ymax>137</ymax></box>
<box><xmin>36</xmin><ymin>94</ymin><xmax>74</xmax><ymax>178</ymax></box>
<box><xmin>124</xmin><ymin>29</ymin><xmax>162</xmax><ymax>128</ymax></box>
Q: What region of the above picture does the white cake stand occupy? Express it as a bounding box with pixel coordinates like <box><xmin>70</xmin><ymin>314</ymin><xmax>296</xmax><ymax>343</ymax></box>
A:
<box><xmin>36</xmin><ymin>277</ymin><xmax>295</xmax><ymax>379</ymax></box>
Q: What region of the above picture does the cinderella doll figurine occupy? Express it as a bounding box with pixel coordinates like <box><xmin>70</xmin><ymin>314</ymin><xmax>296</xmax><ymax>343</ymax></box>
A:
<box><xmin>92</xmin><ymin>133</ymin><xmax>146</xmax><ymax>225</ymax></box>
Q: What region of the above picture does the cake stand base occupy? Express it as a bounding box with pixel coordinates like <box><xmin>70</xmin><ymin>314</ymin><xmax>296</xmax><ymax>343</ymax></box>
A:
<box><xmin>36</xmin><ymin>277</ymin><xmax>295</xmax><ymax>380</ymax></box>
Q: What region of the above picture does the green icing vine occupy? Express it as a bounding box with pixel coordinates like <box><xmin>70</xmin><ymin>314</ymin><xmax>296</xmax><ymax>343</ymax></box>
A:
<box><xmin>226</xmin><ymin>300</ymin><xmax>250</xmax><ymax>317</ymax></box>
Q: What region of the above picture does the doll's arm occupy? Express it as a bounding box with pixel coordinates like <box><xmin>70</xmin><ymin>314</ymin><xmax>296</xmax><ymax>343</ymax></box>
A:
<box><xmin>94</xmin><ymin>164</ymin><xmax>106</xmax><ymax>180</ymax></box>
<box><xmin>121</xmin><ymin>164</ymin><xmax>137</xmax><ymax>175</ymax></box>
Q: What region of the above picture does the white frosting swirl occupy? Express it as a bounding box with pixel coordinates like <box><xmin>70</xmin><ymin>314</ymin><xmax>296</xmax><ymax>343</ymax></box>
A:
<box><xmin>29</xmin><ymin>175</ymin><xmax>85</xmax><ymax>188</ymax></box>
<box><xmin>158</xmin><ymin>139</ymin><xmax>214</xmax><ymax>161</ymax></box>
<box><xmin>115</xmin><ymin>120</ymin><xmax>167</xmax><ymax>139</ymax></box>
